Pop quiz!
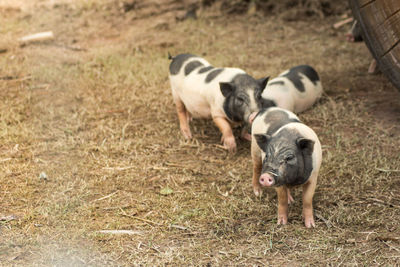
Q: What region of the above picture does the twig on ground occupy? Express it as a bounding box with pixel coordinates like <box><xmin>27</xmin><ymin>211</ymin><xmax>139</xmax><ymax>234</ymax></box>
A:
<box><xmin>19</xmin><ymin>31</ymin><xmax>54</xmax><ymax>45</ymax></box>
<box><xmin>96</xmin><ymin>230</ymin><xmax>143</xmax><ymax>235</ymax></box>
<box><xmin>214</xmin><ymin>144</ymin><xmax>227</xmax><ymax>151</ymax></box>
<box><xmin>0</xmin><ymin>76</ymin><xmax>18</xmax><ymax>80</ymax></box>
<box><xmin>119</xmin><ymin>208</ymin><xmax>162</xmax><ymax>226</ymax></box>
<box><xmin>103</xmin><ymin>166</ymin><xmax>135</xmax><ymax>171</ymax></box>
<box><xmin>367</xmin><ymin>198</ymin><xmax>400</xmax><ymax>209</ymax></box>
<box><xmin>93</xmin><ymin>191</ymin><xmax>119</xmax><ymax>202</ymax></box>
<box><xmin>105</xmin><ymin>109</ymin><xmax>125</xmax><ymax>113</ymax></box>
<box><xmin>314</xmin><ymin>210</ymin><xmax>333</xmax><ymax>228</ymax></box>
<box><xmin>50</xmin><ymin>43</ymin><xmax>87</xmax><ymax>51</ymax></box>
<box><xmin>333</xmin><ymin>17</ymin><xmax>353</xmax><ymax>29</ymax></box>
<box><xmin>151</xmin><ymin>246</ymin><xmax>161</xmax><ymax>253</ymax></box>
<box><xmin>216</xmin><ymin>185</ymin><xmax>229</xmax><ymax>197</ymax></box>
<box><xmin>376</xmin><ymin>235</ymin><xmax>400</xmax><ymax>242</ymax></box>
<box><xmin>381</xmin><ymin>241</ymin><xmax>400</xmax><ymax>252</ymax></box>
<box><xmin>169</xmin><ymin>224</ymin><xmax>189</xmax><ymax>231</ymax></box>
<box><xmin>0</xmin><ymin>215</ymin><xmax>18</xmax><ymax>221</ymax></box>
<box><xmin>165</xmin><ymin>162</ymin><xmax>186</xmax><ymax>168</ymax></box>
<box><xmin>102</xmin><ymin>205</ymin><xmax>132</xmax><ymax>210</ymax></box>
<box><xmin>376</xmin><ymin>167</ymin><xmax>400</xmax><ymax>173</ymax></box>
<box><xmin>357</xmin><ymin>231</ymin><xmax>378</xmax><ymax>241</ymax></box>
<box><xmin>0</xmin><ymin>76</ymin><xmax>32</xmax><ymax>81</ymax></box>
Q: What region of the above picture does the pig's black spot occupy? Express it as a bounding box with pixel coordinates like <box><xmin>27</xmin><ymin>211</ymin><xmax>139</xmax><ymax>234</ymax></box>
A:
<box><xmin>198</xmin><ymin>66</ymin><xmax>214</xmax><ymax>74</ymax></box>
<box><xmin>230</xmin><ymin>73</ymin><xmax>258</xmax><ymax>88</ymax></box>
<box><xmin>184</xmin><ymin>61</ymin><xmax>204</xmax><ymax>75</ymax></box>
<box><xmin>297</xmin><ymin>140</ymin><xmax>314</xmax><ymax>186</ymax></box>
<box><xmin>297</xmin><ymin>153</ymin><xmax>313</xmax><ymax>185</ymax></box>
<box><xmin>298</xmin><ymin>65</ymin><xmax>320</xmax><ymax>84</ymax></box>
<box><xmin>223</xmin><ymin>99</ymin><xmax>242</xmax><ymax>122</ymax></box>
<box><xmin>169</xmin><ymin>54</ymin><xmax>196</xmax><ymax>75</ymax></box>
<box><xmin>268</xmin><ymin>81</ymin><xmax>285</xmax><ymax>86</ymax></box>
<box><xmin>205</xmin><ymin>68</ymin><xmax>224</xmax><ymax>83</ymax></box>
<box><xmin>261</xmin><ymin>109</ymin><xmax>300</xmax><ymax>136</ymax></box>
<box><xmin>282</xmin><ymin>65</ymin><xmax>319</xmax><ymax>92</ymax></box>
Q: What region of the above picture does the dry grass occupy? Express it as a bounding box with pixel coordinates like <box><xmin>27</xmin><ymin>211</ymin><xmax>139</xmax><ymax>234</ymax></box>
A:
<box><xmin>1</xmin><ymin>0</ymin><xmax>400</xmax><ymax>266</ymax></box>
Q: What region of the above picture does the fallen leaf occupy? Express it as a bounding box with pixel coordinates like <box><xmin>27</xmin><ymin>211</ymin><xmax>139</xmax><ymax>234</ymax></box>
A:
<box><xmin>160</xmin><ymin>187</ymin><xmax>173</xmax><ymax>195</ymax></box>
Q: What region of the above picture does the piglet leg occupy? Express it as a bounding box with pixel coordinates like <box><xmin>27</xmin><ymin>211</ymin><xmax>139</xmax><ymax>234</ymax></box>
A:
<box><xmin>275</xmin><ymin>186</ymin><xmax>288</xmax><ymax>225</ymax></box>
<box><xmin>287</xmin><ymin>188</ymin><xmax>294</xmax><ymax>204</ymax></box>
<box><xmin>302</xmin><ymin>177</ymin><xmax>317</xmax><ymax>228</ymax></box>
<box><xmin>368</xmin><ymin>59</ymin><xmax>379</xmax><ymax>74</ymax></box>
<box><xmin>241</xmin><ymin>127</ymin><xmax>252</xmax><ymax>141</ymax></box>
<box><xmin>174</xmin><ymin>98</ymin><xmax>192</xmax><ymax>139</ymax></box>
<box><xmin>212</xmin><ymin>117</ymin><xmax>237</xmax><ymax>153</ymax></box>
<box><xmin>251</xmin><ymin>153</ymin><xmax>262</xmax><ymax>197</ymax></box>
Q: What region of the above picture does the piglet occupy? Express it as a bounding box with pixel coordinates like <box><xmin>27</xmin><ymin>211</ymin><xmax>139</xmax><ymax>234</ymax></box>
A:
<box><xmin>258</xmin><ymin>65</ymin><xmax>322</xmax><ymax>114</ymax></box>
<box><xmin>169</xmin><ymin>53</ymin><xmax>269</xmax><ymax>153</ymax></box>
<box><xmin>251</xmin><ymin>107</ymin><xmax>322</xmax><ymax>228</ymax></box>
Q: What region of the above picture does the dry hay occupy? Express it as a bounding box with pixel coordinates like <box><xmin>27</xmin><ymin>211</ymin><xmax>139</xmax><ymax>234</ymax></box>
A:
<box><xmin>0</xmin><ymin>0</ymin><xmax>400</xmax><ymax>266</ymax></box>
<box><xmin>217</xmin><ymin>0</ymin><xmax>349</xmax><ymax>20</ymax></box>
<box><xmin>115</xmin><ymin>0</ymin><xmax>350</xmax><ymax>21</ymax></box>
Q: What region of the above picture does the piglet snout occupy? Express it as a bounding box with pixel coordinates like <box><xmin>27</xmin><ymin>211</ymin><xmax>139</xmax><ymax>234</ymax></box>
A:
<box><xmin>259</xmin><ymin>173</ymin><xmax>275</xmax><ymax>187</ymax></box>
<box><xmin>248</xmin><ymin>112</ymin><xmax>258</xmax><ymax>124</ymax></box>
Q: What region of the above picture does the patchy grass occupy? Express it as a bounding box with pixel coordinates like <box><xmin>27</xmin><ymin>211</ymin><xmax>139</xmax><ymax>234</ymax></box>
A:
<box><xmin>1</xmin><ymin>0</ymin><xmax>400</xmax><ymax>266</ymax></box>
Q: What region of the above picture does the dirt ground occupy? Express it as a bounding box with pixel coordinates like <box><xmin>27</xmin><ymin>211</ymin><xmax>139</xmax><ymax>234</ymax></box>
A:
<box><xmin>1</xmin><ymin>0</ymin><xmax>400</xmax><ymax>266</ymax></box>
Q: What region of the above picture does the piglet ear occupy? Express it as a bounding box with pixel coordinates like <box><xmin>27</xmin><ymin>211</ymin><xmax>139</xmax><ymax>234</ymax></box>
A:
<box><xmin>258</xmin><ymin>76</ymin><xmax>270</xmax><ymax>92</ymax></box>
<box><xmin>254</xmin><ymin>134</ymin><xmax>270</xmax><ymax>152</ymax></box>
<box><xmin>219</xmin><ymin>82</ymin><xmax>235</xmax><ymax>97</ymax></box>
<box><xmin>296</xmin><ymin>138</ymin><xmax>315</xmax><ymax>154</ymax></box>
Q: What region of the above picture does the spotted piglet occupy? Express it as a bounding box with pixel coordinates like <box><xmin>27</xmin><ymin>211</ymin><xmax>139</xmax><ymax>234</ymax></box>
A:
<box><xmin>168</xmin><ymin>53</ymin><xmax>269</xmax><ymax>153</ymax></box>
<box><xmin>251</xmin><ymin>107</ymin><xmax>322</xmax><ymax>228</ymax></box>
<box><xmin>258</xmin><ymin>65</ymin><xmax>323</xmax><ymax>114</ymax></box>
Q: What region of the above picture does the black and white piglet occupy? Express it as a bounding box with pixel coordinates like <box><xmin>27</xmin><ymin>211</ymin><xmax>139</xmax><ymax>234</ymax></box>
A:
<box><xmin>251</xmin><ymin>107</ymin><xmax>322</xmax><ymax>228</ymax></box>
<box><xmin>257</xmin><ymin>65</ymin><xmax>322</xmax><ymax>115</ymax></box>
<box><xmin>169</xmin><ymin>53</ymin><xmax>269</xmax><ymax>152</ymax></box>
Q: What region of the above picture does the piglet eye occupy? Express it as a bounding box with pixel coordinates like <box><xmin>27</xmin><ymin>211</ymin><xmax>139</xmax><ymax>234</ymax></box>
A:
<box><xmin>285</xmin><ymin>154</ymin><xmax>295</xmax><ymax>161</ymax></box>
<box><xmin>236</xmin><ymin>97</ymin><xmax>244</xmax><ymax>105</ymax></box>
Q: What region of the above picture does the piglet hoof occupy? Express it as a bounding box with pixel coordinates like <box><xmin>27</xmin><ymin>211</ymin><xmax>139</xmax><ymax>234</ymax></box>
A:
<box><xmin>253</xmin><ymin>184</ymin><xmax>262</xmax><ymax>197</ymax></box>
<box><xmin>180</xmin><ymin>127</ymin><xmax>192</xmax><ymax>140</ymax></box>
<box><xmin>304</xmin><ymin>216</ymin><xmax>316</xmax><ymax>228</ymax></box>
<box><xmin>241</xmin><ymin>131</ymin><xmax>252</xmax><ymax>141</ymax></box>
<box><xmin>302</xmin><ymin>209</ymin><xmax>315</xmax><ymax>228</ymax></box>
<box><xmin>345</xmin><ymin>33</ymin><xmax>355</xmax><ymax>42</ymax></box>
<box><xmin>277</xmin><ymin>215</ymin><xmax>288</xmax><ymax>225</ymax></box>
<box><xmin>222</xmin><ymin>136</ymin><xmax>236</xmax><ymax>153</ymax></box>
